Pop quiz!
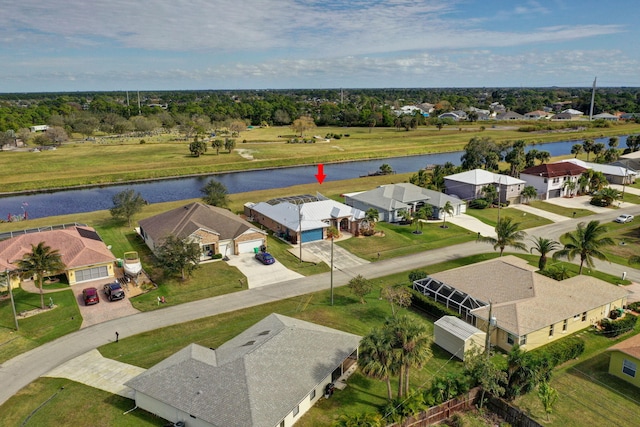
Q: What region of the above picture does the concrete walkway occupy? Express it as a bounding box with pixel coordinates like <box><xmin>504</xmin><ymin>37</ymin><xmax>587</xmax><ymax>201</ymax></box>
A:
<box><xmin>3</xmin><ymin>203</ymin><xmax>640</xmax><ymax>406</ymax></box>
<box><xmin>610</xmin><ymin>184</ymin><xmax>640</xmax><ymax>196</ymax></box>
<box><xmin>44</xmin><ymin>349</ymin><xmax>144</xmax><ymax>399</ymax></box>
<box><xmin>445</xmin><ymin>214</ymin><xmax>496</xmax><ymax>237</ymax></box>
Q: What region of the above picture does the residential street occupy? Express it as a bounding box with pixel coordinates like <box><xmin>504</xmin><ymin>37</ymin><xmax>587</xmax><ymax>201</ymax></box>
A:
<box><xmin>1</xmin><ymin>203</ymin><xmax>640</xmax><ymax>406</ymax></box>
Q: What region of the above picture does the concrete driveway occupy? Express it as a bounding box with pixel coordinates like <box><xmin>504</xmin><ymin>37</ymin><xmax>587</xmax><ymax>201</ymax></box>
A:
<box><xmin>543</xmin><ymin>194</ymin><xmax>634</xmax><ymax>213</ymax></box>
<box><xmin>299</xmin><ymin>240</ymin><xmax>369</xmax><ymax>272</ymax></box>
<box><xmin>226</xmin><ymin>253</ymin><xmax>303</xmax><ymax>288</ymax></box>
<box><xmin>72</xmin><ymin>278</ymin><xmax>140</xmax><ymax>328</ymax></box>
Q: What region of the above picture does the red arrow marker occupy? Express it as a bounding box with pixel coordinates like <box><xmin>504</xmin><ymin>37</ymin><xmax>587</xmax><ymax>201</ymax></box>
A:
<box><xmin>315</xmin><ymin>164</ymin><xmax>326</xmax><ymax>184</ymax></box>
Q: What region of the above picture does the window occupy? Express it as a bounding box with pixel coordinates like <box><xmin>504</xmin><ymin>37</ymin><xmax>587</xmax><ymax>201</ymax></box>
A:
<box><xmin>574</xmin><ymin>314</ymin><xmax>581</xmax><ymax>321</ymax></box>
<box><xmin>582</xmin><ymin>311</ymin><xmax>587</xmax><ymax>322</ymax></box>
<box><xmin>544</xmin><ymin>178</ymin><xmax>548</xmax><ymax>183</ymax></box>
<box><xmin>280</xmin><ymin>421</ymin><xmax>285</xmax><ymax>427</ymax></box>
<box><xmin>507</xmin><ymin>334</ymin><xmax>515</xmax><ymax>345</ymax></box>
<box><xmin>563</xmin><ymin>319</ymin><xmax>568</xmax><ymax>332</ymax></box>
<box><xmin>552</xmin><ymin>178</ymin><xmax>560</xmax><ymax>184</ymax></box>
<box><xmin>520</xmin><ymin>335</ymin><xmax>527</xmax><ymax>345</ymax></box>
<box><xmin>293</xmin><ymin>405</ymin><xmax>300</xmax><ymax>417</ymax></box>
<box><xmin>623</xmin><ymin>359</ymin><xmax>637</xmax><ymax>378</ymax></box>
<box><xmin>549</xmin><ymin>325</ymin><xmax>554</xmax><ymax>337</ymax></box>
<box><xmin>310</xmin><ymin>389</ymin><xmax>316</xmax><ymax>401</ymax></box>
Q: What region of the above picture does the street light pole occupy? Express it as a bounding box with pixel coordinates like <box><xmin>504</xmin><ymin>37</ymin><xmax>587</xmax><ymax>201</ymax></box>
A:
<box><xmin>330</xmin><ymin>235</ymin><xmax>334</xmax><ymax>306</ymax></box>
<box><xmin>5</xmin><ymin>269</ymin><xmax>19</xmax><ymax>331</ymax></box>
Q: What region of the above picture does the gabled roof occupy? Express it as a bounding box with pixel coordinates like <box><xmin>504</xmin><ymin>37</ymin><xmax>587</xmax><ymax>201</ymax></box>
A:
<box><xmin>0</xmin><ymin>225</ymin><xmax>115</xmax><ymax>271</ymax></box>
<box><xmin>445</xmin><ymin>169</ymin><xmax>525</xmax><ymax>186</ymax></box>
<box><xmin>521</xmin><ymin>162</ymin><xmax>587</xmax><ymax>178</ymax></box>
<box><xmin>435</xmin><ymin>316</ymin><xmax>484</xmax><ymax>340</ymax></box>
<box><xmin>139</xmin><ymin>202</ymin><xmax>264</xmax><ymax>243</ymax></box>
<box><xmin>430</xmin><ymin>256</ymin><xmax>629</xmax><ymax>336</ymax></box>
<box><xmin>126</xmin><ymin>314</ymin><xmax>361</xmax><ymax>427</ymax></box>
<box><xmin>562</xmin><ymin>108</ymin><xmax>584</xmax><ymax>115</ymax></box>
<box><xmin>249</xmin><ymin>199</ymin><xmax>363</xmax><ymax>232</ymax></box>
<box><xmin>609</xmin><ymin>333</ymin><xmax>640</xmax><ymax>359</ymax></box>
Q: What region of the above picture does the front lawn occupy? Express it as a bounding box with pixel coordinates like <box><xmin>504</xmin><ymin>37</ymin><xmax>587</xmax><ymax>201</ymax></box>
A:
<box><xmin>337</xmin><ymin>221</ymin><xmax>476</xmax><ymax>261</ymax></box>
<box><xmin>266</xmin><ymin>234</ymin><xmax>330</xmax><ymax>275</ymax></box>
<box><xmin>527</xmin><ymin>200</ymin><xmax>594</xmax><ymax>218</ymax></box>
<box><xmin>465</xmin><ymin>206</ymin><xmax>553</xmax><ymax>229</ymax></box>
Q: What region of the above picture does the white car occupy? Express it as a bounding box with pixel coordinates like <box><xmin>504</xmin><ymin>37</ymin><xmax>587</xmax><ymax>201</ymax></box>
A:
<box><xmin>614</xmin><ymin>214</ymin><xmax>634</xmax><ymax>223</ymax></box>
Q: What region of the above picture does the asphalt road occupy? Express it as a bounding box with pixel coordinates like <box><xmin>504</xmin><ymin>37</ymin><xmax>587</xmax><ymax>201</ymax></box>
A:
<box><xmin>1</xmin><ymin>205</ymin><xmax>640</xmax><ymax>406</ymax></box>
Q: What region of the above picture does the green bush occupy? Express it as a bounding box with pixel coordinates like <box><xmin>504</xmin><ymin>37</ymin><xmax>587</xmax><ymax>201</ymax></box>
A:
<box><xmin>469</xmin><ymin>199</ymin><xmax>489</xmax><ymax>209</ymax></box>
<box><xmin>212</xmin><ymin>253</ymin><xmax>223</xmax><ymax>260</ymax></box>
<box><xmin>409</xmin><ymin>287</ymin><xmax>461</xmax><ymax>319</ymax></box>
<box><xmin>527</xmin><ymin>336</ymin><xmax>586</xmax><ymax>369</ymax></box>
<box><xmin>600</xmin><ymin>313</ymin><xmax>637</xmax><ymax>337</ymax></box>
<box><xmin>627</xmin><ymin>301</ymin><xmax>640</xmax><ymax>311</ymax></box>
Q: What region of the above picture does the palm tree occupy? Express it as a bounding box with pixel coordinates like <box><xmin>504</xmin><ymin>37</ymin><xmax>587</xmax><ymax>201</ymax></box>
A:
<box><xmin>364</xmin><ymin>208</ymin><xmax>379</xmax><ymax>233</ymax></box>
<box><xmin>397</xmin><ymin>209</ymin><xmax>412</xmax><ymax>224</ymax></box>
<box><xmin>479</xmin><ymin>217</ymin><xmax>527</xmax><ymax>256</ymax></box>
<box><xmin>594</xmin><ymin>187</ymin><xmax>622</xmax><ymax>207</ymax></box>
<box><xmin>521</xmin><ymin>185</ymin><xmax>537</xmax><ymax>204</ymax></box>
<box><xmin>530</xmin><ymin>237</ymin><xmax>560</xmax><ymax>271</ymax></box>
<box><xmin>359</xmin><ymin>328</ymin><xmax>396</xmax><ymax>400</ymax></box>
<box><xmin>411</xmin><ymin>206</ymin><xmax>429</xmax><ymax>234</ymax></box>
<box><xmin>552</xmin><ymin>220</ymin><xmax>614</xmax><ymax>274</ymax></box>
<box><xmin>562</xmin><ymin>180</ymin><xmax>577</xmax><ymax>197</ymax></box>
<box><xmin>17</xmin><ymin>242</ymin><xmax>65</xmax><ymax>309</ymax></box>
<box><xmin>571</xmin><ymin>143</ymin><xmax>584</xmax><ymax>158</ymax></box>
<box><xmin>582</xmin><ymin>139</ymin><xmax>595</xmax><ymax>161</ymax></box>
<box><xmin>333</xmin><ymin>412</ymin><xmax>382</xmax><ymax>427</ymax></box>
<box><xmin>441</xmin><ymin>201</ymin><xmax>454</xmax><ymax>228</ymax></box>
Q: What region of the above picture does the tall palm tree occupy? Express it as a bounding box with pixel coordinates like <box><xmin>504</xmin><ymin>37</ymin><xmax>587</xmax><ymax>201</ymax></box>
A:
<box><xmin>529</xmin><ymin>237</ymin><xmax>560</xmax><ymax>271</ymax></box>
<box><xmin>359</xmin><ymin>328</ymin><xmax>396</xmax><ymax>400</ymax></box>
<box><xmin>17</xmin><ymin>242</ymin><xmax>65</xmax><ymax>309</ymax></box>
<box><xmin>411</xmin><ymin>206</ymin><xmax>429</xmax><ymax>234</ymax></box>
<box><xmin>364</xmin><ymin>208</ymin><xmax>379</xmax><ymax>233</ymax></box>
<box><xmin>521</xmin><ymin>185</ymin><xmax>537</xmax><ymax>204</ymax></box>
<box><xmin>552</xmin><ymin>220</ymin><xmax>614</xmax><ymax>274</ymax></box>
<box><xmin>441</xmin><ymin>201</ymin><xmax>454</xmax><ymax>228</ymax></box>
<box><xmin>479</xmin><ymin>217</ymin><xmax>527</xmax><ymax>256</ymax></box>
<box><xmin>571</xmin><ymin>143</ymin><xmax>583</xmax><ymax>158</ymax></box>
<box><xmin>562</xmin><ymin>180</ymin><xmax>577</xmax><ymax>197</ymax></box>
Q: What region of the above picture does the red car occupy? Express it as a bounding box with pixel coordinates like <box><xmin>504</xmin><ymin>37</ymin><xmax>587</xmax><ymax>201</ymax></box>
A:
<box><xmin>82</xmin><ymin>287</ymin><xmax>100</xmax><ymax>305</ymax></box>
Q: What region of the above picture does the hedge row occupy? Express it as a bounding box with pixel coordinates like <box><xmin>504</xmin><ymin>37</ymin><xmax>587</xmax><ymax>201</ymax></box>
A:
<box><xmin>409</xmin><ymin>287</ymin><xmax>461</xmax><ymax>319</ymax></box>
<box><xmin>600</xmin><ymin>313</ymin><xmax>638</xmax><ymax>338</ymax></box>
<box><xmin>527</xmin><ymin>335</ymin><xmax>586</xmax><ymax>369</ymax></box>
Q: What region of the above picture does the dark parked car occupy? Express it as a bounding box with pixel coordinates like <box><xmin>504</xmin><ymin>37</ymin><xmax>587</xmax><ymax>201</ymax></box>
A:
<box><xmin>82</xmin><ymin>287</ymin><xmax>99</xmax><ymax>305</ymax></box>
<box><xmin>103</xmin><ymin>282</ymin><xmax>125</xmax><ymax>301</ymax></box>
<box><xmin>255</xmin><ymin>251</ymin><xmax>275</xmax><ymax>265</ymax></box>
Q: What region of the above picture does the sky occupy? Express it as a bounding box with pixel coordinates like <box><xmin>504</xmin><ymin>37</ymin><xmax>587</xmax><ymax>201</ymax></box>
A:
<box><xmin>1</xmin><ymin>0</ymin><xmax>639</xmax><ymax>93</ymax></box>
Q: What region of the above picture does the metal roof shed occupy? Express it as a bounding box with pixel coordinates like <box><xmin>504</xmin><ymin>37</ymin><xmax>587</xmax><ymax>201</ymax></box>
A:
<box><xmin>434</xmin><ymin>316</ymin><xmax>486</xmax><ymax>361</ymax></box>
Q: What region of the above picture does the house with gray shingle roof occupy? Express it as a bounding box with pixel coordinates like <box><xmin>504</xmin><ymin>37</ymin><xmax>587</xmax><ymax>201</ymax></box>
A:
<box><xmin>0</xmin><ymin>224</ymin><xmax>116</xmax><ymax>288</ymax></box>
<box><xmin>413</xmin><ymin>256</ymin><xmax>628</xmax><ymax>352</ymax></box>
<box><xmin>138</xmin><ymin>202</ymin><xmax>266</xmax><ymax>260</ymax></box>
<box><xmin>344</xmin><ymin>183</ymin><xmax>466</xmax><ymax>222</ymax></box>
<box><xmin>444</xmin><ymin>169</ymin><xmax>526</xmax><ymax>203</ymax></box>
<box><xmin>125</xmin><ymin>313</ymin><xmax>361</xmax><ymax>427</ymax></box>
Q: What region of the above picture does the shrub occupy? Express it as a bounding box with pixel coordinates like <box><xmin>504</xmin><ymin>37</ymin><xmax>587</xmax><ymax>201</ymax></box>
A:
<box><xmin>469</xmin><ymin>199</ymin><xmax>489</xmax><ymax>209</ymax></box>
<box><xmin>527</xmin><ymin>336</ymin><xmax>586</xmax><ymax>369</ymax></box>
<box><xmin>590</xmin><ymin>195</ymin><xmax>610</xmax><ymax>207</ymax></box>
<box><xmin>212</xmin><ymin>253</ymin><xmax>223</xmax><ymax>260</ymax></box>
<box><xmin>408</xmin><ymin>270</ymin><xmax>428</xmax><ymax>283</ymax></box>
<box><xmin>409</xmin><ymin>287</ymin><xmax>461</xmax><ymax>319</ymax></box>
<box><xmin>627</xmin><ymin>301</ymin><xmax>640</xmax><ymax>311</ymax></box>
<box><xmin>600</xmin><ymin>313</ymin><xmax>637</xmax><ymax>337</ymax></box>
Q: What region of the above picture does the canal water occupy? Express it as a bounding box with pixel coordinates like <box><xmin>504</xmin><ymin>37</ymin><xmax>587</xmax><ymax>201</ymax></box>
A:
<box><xmin>0</xmin><ymin>136</ymin><xmax>630</xmax><ymax>220</ymax></box>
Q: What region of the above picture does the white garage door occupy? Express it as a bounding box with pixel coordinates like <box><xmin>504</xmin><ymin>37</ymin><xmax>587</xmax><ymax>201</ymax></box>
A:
<box><xmin>75</xmin><ymin>266</ymin><xmax>109</xmax><ymax>283</ymax></box>
<box><xmin>219</xmin><ymin>243</ymin><xmax>232</xmax><ymax>257</ymax></box>
<box><xmin>237</xmin><ymin>239</ymin><xmax>264</xmax><ymax>254</ymax></box>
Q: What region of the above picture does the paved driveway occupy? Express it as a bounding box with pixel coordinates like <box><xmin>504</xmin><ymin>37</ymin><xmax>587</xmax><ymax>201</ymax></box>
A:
<box><xmin>299</xmin><ymin>240</ymin><xmax>369</xmax><ymax>272</ymax></box>
<box><xmin>543</xmin><ymin>195</ymin><xmax>634</xmax><ymax>213</ymax></box>
<box><xmin>226</xmin><ymin>253</ymin><xmax>303</xmax><ymax>288</ymax></box>
<box><xmin>72</xmin><ymin>278</ymin><xmax>140</xmax><ymax>328</ymax></box>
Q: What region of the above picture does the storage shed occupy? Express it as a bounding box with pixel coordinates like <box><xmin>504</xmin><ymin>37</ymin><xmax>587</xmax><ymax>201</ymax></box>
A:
<box><xmin>433</xmin><ymin>316</ymin><xmax>486</xmax><ymax>361</ymax></box>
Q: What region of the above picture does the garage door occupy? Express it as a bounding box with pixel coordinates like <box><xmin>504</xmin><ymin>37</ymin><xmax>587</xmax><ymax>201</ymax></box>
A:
<box><xmin>237</xmin><ymin>239</ymin><xmax>264</xmax><ymax>254</ymax></box>
<box><xmin>549</xmin><ymin>189</ymin><xmax>562</xmax><ymax>198</ymax></box>
<box><xmin>75</xmin><ymin>266</ymin><xmax>109</xmax><ymax>283</ymax></box>
<box><xmin>219</xmin><ymin>243</ymin><xmax>232</xmax><ymax>257</ymax></box>
<box><xmin>301</xmin><ymin>228</ymin><xmax>323</xmax><ymax>243</ymax></box>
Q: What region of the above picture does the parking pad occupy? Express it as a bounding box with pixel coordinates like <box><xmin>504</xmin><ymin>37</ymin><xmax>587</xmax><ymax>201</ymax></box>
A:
<box><xmin>225</xmin><ymin>253</ymin><xmax>304</xmax><ymax>288</ymax></box>
<box><xmin>72</xmin><ymin>278</ymin><xmax>140</xmax><ymax>328</ymax></box>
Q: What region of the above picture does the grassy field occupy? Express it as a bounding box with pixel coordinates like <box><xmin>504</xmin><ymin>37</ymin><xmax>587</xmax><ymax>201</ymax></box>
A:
<box><xmin>463</xmin><ymin>206</ymin><xmax>553</xmax><ymax>229</ymax></box>
<box><xmin>3</xmin><ymin>122</ymin><xmax>640</xmax><ymax>192</ymax></box>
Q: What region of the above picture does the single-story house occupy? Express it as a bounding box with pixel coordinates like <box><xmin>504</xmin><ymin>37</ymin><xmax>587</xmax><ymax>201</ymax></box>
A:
<box><xmin>608</xmin><ymin>333</ymin><xmax>640</xmax><ymax>388</ymax></box>
<box><xmin>496</xmin><ymin>111</ymin><xmax>524</xmax><ymax>121</ymax></box>
<box><xmin>433</xmin><ymin>316</ymin><xmax>486</xmax><ymax>361</ymax></box>
<box><xmin>592</xmin><ymin>113</ymin><xmax>619</xmax><ymax>121</ymax></box>
<box><xmin>551</xmin><ymin>112</ymin><xmax>574</xmax><ymax>120</ymax></box>
<box><xmin>125</xmin><ymin>313</ymin><xmax>361</xmax><ymax>427</ymax></box>
<box><xmin>615</xmin><ymin>150</ymin><xmax>640</xmax><ymax>174</ymax></box>
<box><xmin>559</xmin><ymin>158</ymin><xmax>638</xmax><ymax>185</ymax></box>
<box><xmin>413</xmin><ymin>256</ymin><xmax>628</xmax><ymax>351</ymax></box>
<box><xmin>138</xmin><ymin>202</ymin><xmax>266</xmax><ymax>260</ymax></box>
<box><xmin>444</xmin><ymin>169</ymin><xmax>526</xmax><ymax>203</ymax></box>
<box><xmin>438</xmin><ymin>111</ymin><xmax>465</xmax><ymax>121</ymax></box>
<box><xmin>0</xmin><ymin>224</ymin><xmax>116</xmax><ymax>289</ymax></box>
<box><xmin>524</xmin><ymin>110</ymin><xmax>549</xmax><ymax>120</ymax></box>
<box><xmin>244</xmin><ymin>195</ymin><xmax>364</xmax><ymax>243</ymax></box>
<box><xmin>520</xmin><ymin>162</ymin><xmax>587</xmax><ymax>199</ymax></box>
<box><xmin>344</xmin><ymin>183</ymin><xmax>465</xmax><ymax>222</ymax></box>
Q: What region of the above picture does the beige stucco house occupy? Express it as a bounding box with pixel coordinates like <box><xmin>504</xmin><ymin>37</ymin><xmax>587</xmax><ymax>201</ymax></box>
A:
<box><xmin>138</xmin><ymin>202</ymin><xmax>266</xmax><ymax>261</ymax></box>
<box><xmin>413</xmin><ymin>256</ymin><xmax>628</xmax><ymax>352</ymax></box>
<box><xmin>125</xmin><ymin>313</ymin><xmax>361</xmax><ymax>427</ymax></box>
<box><xmin>0</xmin><ymin>224</ymin><xmax>116</xmax><ymax>289</ymax></box>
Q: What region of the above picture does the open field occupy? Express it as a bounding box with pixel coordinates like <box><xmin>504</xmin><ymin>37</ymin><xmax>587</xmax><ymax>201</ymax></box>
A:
<box><xmin>2</xmin><ymin>122</ymin><xmax>640</xmax><ymax>193</ymax></box>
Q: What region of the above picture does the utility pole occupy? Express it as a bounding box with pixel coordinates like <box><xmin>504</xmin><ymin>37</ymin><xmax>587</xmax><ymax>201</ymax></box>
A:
<box><xmin>298</xmin><ymin>203</ymin><xmax>303</xmax><ymax>264</ymax></box>
<box><xmin>497</xmin><ymin>176</ymin><xmax>502</xmax><ymax>224</ymax></box>
<box><xmin>6</xmin><ymin>270</ymin><xmax>19</xmax><ymax>331</ymax></box>
<box><xmin>485</xmin><ymin>301</ymin><xmax>493</xmax><ymax>359</ymax></box>
<box><xmin>589</xmin><ymin>76</ymin><xmax>597</xmax><ymax>121</ymax></box>
<box><xmin>330</xmin><ymin>234</ymin><xmax>334</xmax><ymax>306</ymax></box>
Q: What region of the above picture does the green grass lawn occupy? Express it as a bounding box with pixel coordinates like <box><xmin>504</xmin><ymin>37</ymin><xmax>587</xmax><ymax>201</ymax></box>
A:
<box><xmin>464</xmin><ymin>206</ymin><xmax>553</xmax><ymax>229</ymax></box>
<box><xmin>599</xmin><ymin>218</ymin><xmax>640</xmax><ymax>266</ymax></box>
<box><xmin>527</xmin><ymin>200</ymin><xmax>594</xmax><ymax>218</ymax></box>
<box><xmin>0</xmin><ymin>288</ymin><xmax>81</xmax><ymax>364</ymax></box>
<box><xmin>266</xmin><ymin>234</ymin><xmax>331</xmax><ymax>275</ymax></box>
<box><xmin>336</xmin><ymin>221</ymin><xmax>477</xmax><ymax>261</ymax></box>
